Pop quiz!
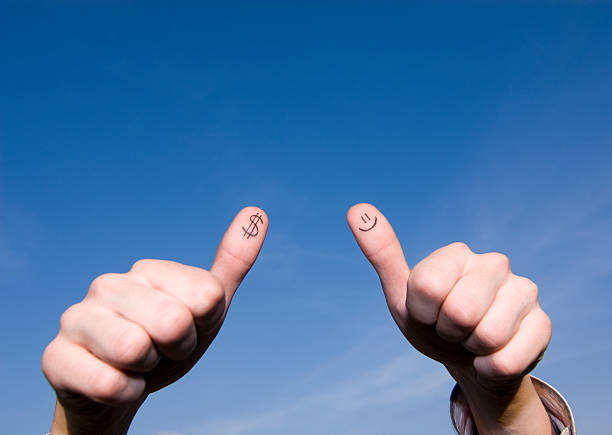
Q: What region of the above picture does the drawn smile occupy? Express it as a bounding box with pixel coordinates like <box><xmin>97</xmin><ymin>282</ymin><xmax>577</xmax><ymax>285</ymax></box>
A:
<box><xmin>358</xmin><ymin>213</ymin><xmax>377</xmax><ymax>232</ymax></box>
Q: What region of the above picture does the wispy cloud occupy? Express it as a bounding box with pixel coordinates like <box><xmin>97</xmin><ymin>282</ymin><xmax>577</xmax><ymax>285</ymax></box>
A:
<box><xmin>193</xmin><ymin>357</ymin><xmax>449</xmax><ymax>435</ymax></box>
<box><xmin>179</xmin><ymin>330</ymin><xmax>452</xmax><ymax>435</ymax></box>
<box><xmin>480</xmin><ymin>175</ymin><xmax>608</xmax><ymax>320</ymax></box>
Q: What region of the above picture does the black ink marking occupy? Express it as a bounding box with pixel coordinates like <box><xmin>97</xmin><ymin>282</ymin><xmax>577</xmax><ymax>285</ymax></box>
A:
<box><xmin>358</xmin><ymin>213</ymin><xmax>377</xmax><ymax>232</ymax></box>
<box><xmin>242</xmin><ymin>213</ymin><xmax>264</xmax><ymax>239</ymax></box>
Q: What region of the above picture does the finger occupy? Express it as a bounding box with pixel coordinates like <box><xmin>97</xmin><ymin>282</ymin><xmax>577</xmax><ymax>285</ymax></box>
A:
<box><xmin>42</xmin><ymin>336</ymin><xmax>145</xmax><ymax>405</ymax></box>
<box><xmin>473</xmin><ymin>307</ymin><xmax>551</xmax><ymax>383</ymax></box>
<box><xmin>463</xmin><ymin>275</ymin><xmax>538</xmax><ymax>355</ymax></box>
<box><xmin>88</xmin><ymin>273</ymin><xmax>197</xmax><ymax>360</ymax></box>
<box><xmin>347</xmin><ymin>203</ymin><xmax>410</xmax><ymax>317</ymax></box>
<box><xmin>210</xmin><ymin>206</ymin><xmax>268</xmax><ymax>305</ymax></box>
<box><xmin>406</xmin><ymin>242</ymin><xmax>471</xmax><ymax>325</ymax></box>
<box><xmin>59</xmin><ymin>302</ymin><xmax>160</xmax><ymax>372</ymax></box>
<box><xmin>129</xmin><ymin>259</ymin><xmax>226</xmax><ymax>330</ymax></box>
<box><xmin>436</xmin><ymin>253</ymin><xmax>510</xmax><ymax>342</ymax></box>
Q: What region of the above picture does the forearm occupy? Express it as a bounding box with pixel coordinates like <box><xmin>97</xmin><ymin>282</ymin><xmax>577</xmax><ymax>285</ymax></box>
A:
<box><xmin>50</xmin><ymin>397</ymin><xmax>145</xmax><ymax>435</ymax></box>
<box><xmin>449</xmin><ymin>372</ymin><xmax>552</xmax><ymax>435</ymax></box>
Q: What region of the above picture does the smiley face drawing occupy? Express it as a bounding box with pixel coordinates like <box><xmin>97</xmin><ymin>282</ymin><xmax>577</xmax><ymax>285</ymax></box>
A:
<box><xmin>358</xmin><ymin>212</ymin><xmax>377</xmax><ymax>232</ymax></box>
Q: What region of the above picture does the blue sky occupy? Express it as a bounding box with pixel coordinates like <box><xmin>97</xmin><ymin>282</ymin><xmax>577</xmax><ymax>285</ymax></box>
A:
<box><xmin>1</xmin><ymin>2</ymin><xmax>611</xmax><ymax>433</ymax></box>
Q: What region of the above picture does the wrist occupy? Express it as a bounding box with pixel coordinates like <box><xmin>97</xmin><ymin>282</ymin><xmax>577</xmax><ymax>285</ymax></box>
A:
<box><xmin>51</xmin><ymin>396</ymin><xmax>146</xmax><ymax>435</ymax></box>
<box><xmin>446</xmin><ymin>367</ymin><xmax>551</xmax><ymax>435</ymax></box>
<box><xmin>446</xmin><ymin>364</ymin><xmax>521</xmax><ymax>402</ymax></box>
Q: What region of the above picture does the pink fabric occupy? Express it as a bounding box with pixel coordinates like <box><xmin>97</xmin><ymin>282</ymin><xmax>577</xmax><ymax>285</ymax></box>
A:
<box><xmin>449</xmin><ymin>376</ymin><xmax>575</xmax><ymax>435</ymax></box>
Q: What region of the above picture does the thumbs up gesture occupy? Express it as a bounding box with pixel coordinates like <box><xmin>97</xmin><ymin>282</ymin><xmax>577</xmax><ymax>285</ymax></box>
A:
<box><xmin>42</xmin><ymin>207</ymin><xmax>268</xmax><ymax>435</ymax></box>
<box><xmin>347</xmin><ymin>203</ymin><xmax>553</xmax><ymax>434</ymax></box>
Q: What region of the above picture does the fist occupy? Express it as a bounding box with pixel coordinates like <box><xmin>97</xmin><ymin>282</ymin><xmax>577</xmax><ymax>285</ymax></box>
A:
<box><xmin>347</xmin><ymin>204</ymin><xmax>551</xmax><ymax>390</ymax></box>
<box><xmin>42</xmin><ymin>207</ymin><xmax>268</xmax><ymax>411</ymax></box>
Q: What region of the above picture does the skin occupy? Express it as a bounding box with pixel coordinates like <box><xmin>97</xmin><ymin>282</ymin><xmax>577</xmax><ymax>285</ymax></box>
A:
<box><xmin>347</xmin><ymin>203</ymin><xmax>553</xmax><ymax>434</ymax></box>
<box><xmin>42</xmin><ymin>206</ymin><xmax>269</xmax><ymax>435</ymax></box>
<box><xmin>43</xmin><ymin>203</ymin><xmax>554</xmax><ymax>434</ymax></box>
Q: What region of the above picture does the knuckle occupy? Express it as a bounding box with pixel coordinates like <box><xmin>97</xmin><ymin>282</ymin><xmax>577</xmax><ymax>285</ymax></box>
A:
<box><xmin>89</xmin><ymin>273</ymin><xmax>121</xmax><ymax>298</ymax></box>
<box><xmin>449</xmin><ymin>241</ymin><xmax>471</xmax><ymax>253</ymax></box>
<box><xmin>90</xmin><ymin>368</ymin><xmax>128</xmax><ymax>402</ymax></box>
<box><xmin>41</xmin><ymin>339</ymin><xmax>61</xmax><ymax>380</ymax></box>
<box><xmin>472</xmin><ymin>325</ymin><xmax>506</xmax><ymax>352</ymax></box>
<box><xmin>156</xmin><ymin>302</ymin><xmax>194</xmax><ymax>344</ymax></box>
<box><xmin>518</xmin><ymin>277</ymin><xmax>539</xmax><ymax>302</ymax></box>
<box><xmin>202</xmin><ymin>278</ymin><xmax>226</xmax><ymax>314</ymax></box>
<box><xmin>112</xmin><ymin>327</ymin><xmax>151</xmax><ymax>366</ymax></box>
<box><xmin>443</xmin><ymin>298</ymin><xmax>480</xmax><ymax>330</ymax></box>
<box><xmin>409</xmin><ymin>267</ymin><xmax>447</xmax><ymax>303</ymax></box>
<box><xmin>487</xmin><ymin>353</ymin><xmax>523</xmax><ymax>378</ymax></box>
<box><xmin>537</xmin><ymin>310</ymin><xmax>552</xmax><ymax>342</ymax></box>
<box><xmin>59</xmin><ymin>304</ymin><xmax>82</xmax><ymax>332</ymax></box>
<box><xmin>484</xmin><ymin>252</ymin><xmax>510</xmax><ymax>272</ymax></box>
<box><xmin>130</xmin><ymin>258</ymin><xmax>157</xmax><ymax>274</ymax></box>
<box><xmin>189</xmin><ymin>273</ymin><xmax>226</xmax><ymax>319</ymax></box>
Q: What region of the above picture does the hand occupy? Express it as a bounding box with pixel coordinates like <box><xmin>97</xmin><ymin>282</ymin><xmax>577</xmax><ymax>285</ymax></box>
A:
<box><xmin>347</xmin><ymin>203</ymin><xmax>552</xmax><ymax>434</ymax></box>
<box><xmin>42</xmin><ymin>207</ymin><xmax>268</xmax><ymax>434</ymax></box>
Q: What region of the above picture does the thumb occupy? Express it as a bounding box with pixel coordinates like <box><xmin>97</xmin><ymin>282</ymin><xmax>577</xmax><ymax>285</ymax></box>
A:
<box><xmin>210</xmin><ymin>206</ymin><xmax>269</xmax><ymax>306</ymax></box>
<box><xmin>347</xmin><ymin>203</ymin><xmax>410</xmax><ymax>318</ymax></box>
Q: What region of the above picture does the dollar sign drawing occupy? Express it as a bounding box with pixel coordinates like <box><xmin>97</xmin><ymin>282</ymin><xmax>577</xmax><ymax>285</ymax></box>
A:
<box><xmin>242</xmin><ymin>213</ymin><xmax>263</xmax><ymax>239</ymax></box>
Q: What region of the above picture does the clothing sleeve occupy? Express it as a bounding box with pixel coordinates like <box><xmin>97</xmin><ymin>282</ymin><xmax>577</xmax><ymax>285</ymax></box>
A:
<box><xmin>449</xmin><ymin>376</ymin><xmax>576</xmax><ymax>435</ymax></box>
